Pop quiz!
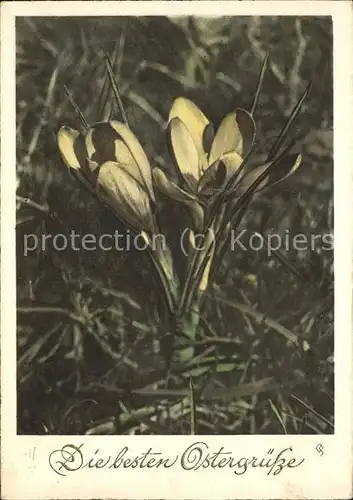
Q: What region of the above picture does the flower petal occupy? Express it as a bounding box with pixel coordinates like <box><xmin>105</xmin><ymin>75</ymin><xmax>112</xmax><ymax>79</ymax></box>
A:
<box><xmin>97</xmin><ymin>161</ymin><xmax>155</xmax><ymax>234</ymax></box>
<box><xmin>220</xmin><ymin>150</ymin><xmax>244</xmax><ymax>174</ymax></box>
<box><xmin>169</xmin><ymin>97</ymin><xmax>209</xmax><ymax>171</ymax></box>
<box><xmin>88</xmin><ymin>121</ymin><xmax>155</xmax><ymax>201</ymax></box>
<box><xmin>87</xmin><ymin>122</ymin><xmax>118</xmax><ymax>163</ymax></box>
<box><xmin>153</xmin><ymin>167</ymin><xmax>204</xmax><ymax>230</ymax></box>
<box><xmin>209</xmin><ymin>108</ymin><xmax>255</xmax><ymax>164</ymax></box>
<box><xmin>153</xmin><ymin>167</ymin><xmax>197</xmax><ymax>203</ymax></box>
<box><xmin>109</xmin><ymin>121</ymin><xmax>155</xmax><ymax>201</ymax></box>
<box><xmin>167</xmin><ymin>117</ymin><xmax>201</xmax><ymax>191</ymax></box>
<box><xmin>57</xmin><ymin>126</ymin><xmax>81</xmax><ymax>170</ymax></box>
<box><xmin>84</xmin><ymin>129</ymin><xmax>100</xmax><ymax>174</ymax></box>
<box><xmin>214</xmin><ymin>150</ymin><xmax>245</xmax><ymax>188</ymax></box>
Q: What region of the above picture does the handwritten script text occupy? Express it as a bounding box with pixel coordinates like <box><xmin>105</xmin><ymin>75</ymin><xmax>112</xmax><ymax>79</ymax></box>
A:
<box><xmin>48</xmin><ymin>441</ymin><xmax>305</xmax><ymax>477</ymax></box>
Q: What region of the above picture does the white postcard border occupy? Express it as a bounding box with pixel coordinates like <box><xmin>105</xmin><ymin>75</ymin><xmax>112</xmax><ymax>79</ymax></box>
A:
<box><xmin>1</xmin><ymin>2</ymin><xmax>352</xmax><ymax>499</ymax></box>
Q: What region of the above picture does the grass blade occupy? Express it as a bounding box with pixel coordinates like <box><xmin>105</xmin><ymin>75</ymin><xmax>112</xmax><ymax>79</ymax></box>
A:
<box><xmin>63</xmin><ymin>85</ymin><xmax>89</xmax><ymax>130</ymax></box>
<box><xmin>250</xmin><ymin>49</ymin><xmax>270</xmax><ymax>116</ymax></box>
<box><xmin>98</xmin><ymin>55</ymin><xmax>111</xmax><ymax>120</ymax></box>
<box><xmin>290</xmin><ymin>394</ymin><xmax>334</xmax><ymax>429</ymax></box>
<box><xmin>298</xmin><ymin>413</ymin><xmax>308</xmax><ymax>434</ymax></box>
<box><xmin>268</xmin><ymin>398</ymin><xmax>288</xmax><ymax>434</ymax></box>
<box><xmin>104</xmin><ymin>54</ymin><xmax>129</xmax><ymax>127</ymax></box>
<box><xmin>189</xmin><ymin>376</ymin><xmax>197</xmax><ymax>434</ymax></box>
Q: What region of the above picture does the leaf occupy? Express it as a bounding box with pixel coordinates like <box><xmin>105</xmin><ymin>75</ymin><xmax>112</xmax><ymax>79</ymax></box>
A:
<box><xmin>183</xmin><ymin>228</ymin><xmax>215</xmax><ymax>310</ymax></box>
<box><xmin>267</xmin><ymin>81</ymin><xmax>311</xmax><ymax>161</ymax></box>
<box><xmin>267</xmin><ymin>153</ymin><xmax>302</xmax><ymax>187</ymax></box>
<box><xmin>216</xmin><ymin>362</ymin><xmax>238</xmax><ymax>373</ymax></box>
<box><xmin>84</xmin><ymin>128</ymin><xmax>96</xmax><ymax>162</ymax></box>
<box><xmin>104</xmin><ymin>54</ymin><xmax>129</xmax><ymax>126</ymax></box>
<box><xmin>209</xmin><ymin>108</ymin><xmax>255</xmax><ymax>163</ymax></box>
<box><xmin>189</xmin><ymin>376</ymin><xmax>197</xmax><ymax>435</ymax></box>
<box><xmin>250</xmin><ymin>50</ymin><xmax>270</xmax><ymax>116</ymax></box>
<box><xmin>202</xmin><ymin>377</ymin><xmax>281</xmax><ymax>401</ymax></box>
<box><xmin>63</xmin><ymin>85</ymin><xmax>89</xmax><ymax>130</ymax></box>
<box><xmin>268</xmin><ymin>399</ymin><xmax>287</xmax><ymax>434</ymax></box>
<box><xmin>181</xmin><ymin>365</ymin><xmax>210</xmax><ymax>377</ymax></box>
<box><xmin>234</xmin><ymin>163</ymin><xmax>270</xmax><ymax>197</ymax></box>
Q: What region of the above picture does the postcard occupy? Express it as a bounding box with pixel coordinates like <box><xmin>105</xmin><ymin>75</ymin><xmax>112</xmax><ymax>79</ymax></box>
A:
<box><xmin>1</xmin><ymin>1</ymin><xmax>352</xmax><ymax>498</ymax></box>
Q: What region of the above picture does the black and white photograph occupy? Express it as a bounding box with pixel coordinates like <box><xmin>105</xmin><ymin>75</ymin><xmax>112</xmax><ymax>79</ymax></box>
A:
<box><xmin>1</xmin><ymin>1</ymin><xmax>352</xmax><ymax>499</ymax></box>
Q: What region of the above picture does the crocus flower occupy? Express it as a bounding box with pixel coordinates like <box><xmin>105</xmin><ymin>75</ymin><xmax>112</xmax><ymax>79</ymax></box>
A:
<box><xmin>57</xmin><ymin>121</ymin><xmax>157</xmax><ymax>236</ymax></box>
<box><xmin>153</xmin><ymin>96</ymin><xmax>254</xmax><ymax>196</ymax></box>
<box><xmin>153</xmin><ymin>97</ymin><xmax>255</xmax><ymax>229</ymax></box>
<box><xmin>153</xmin><ymin>97</ymin><xmax>303</xmax><ymax>226</ymax></box>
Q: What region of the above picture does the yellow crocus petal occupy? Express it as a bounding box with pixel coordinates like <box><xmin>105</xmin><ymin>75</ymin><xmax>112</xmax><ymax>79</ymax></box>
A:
<box><xmin>109</xmin><ymin>121</ymin><xmax>155</xmax><ymax>201</ymax></box>
<box><xmin>97</xmin><ymin>161</ymin><xmax>155</xmax><ymax>234</ymax></box>
<box><xmin>168</xmin><ymin>117</ymin><xmax>201</xmax><ymax>191</ymax></box>
<box><xmin>84</xmin><ymin>129</ymin><xmax>100</xmax><ymax>173</ymax></box>
<box><xmin>218</xmin><ymin>150</ymin><xmax>244</xmax><ymax>186</ymax></box>
<box><xmin>209</xmin><ymin>108</ymin><xmax>255</xmax><ymax>165</ymax></box>
<box><xmin>169</xmin><ymin>97</ymin><xmax>209</xmax><ymax>145</ymax></box>
<box><xmin>153</xmin><ymin>167</ymin><xmax>204</xmax><ymax>230</ymax></box>
<box><xmin>169</xmin><ymin>97</ymin><xmax>209</xmax><ymax>171</ymax></box>
<box><xmin>57</xmin><ymin>126</ymin><xmax>81</xmax><ymax>170</ymax></box>
<box><xmin>114</xmin><ymin>139</ymin><xmax>134</xmax><ymax>165</ymax></box>
<box><xmin>220</xmin><ymin>150</ymin><xmax>244</xmax><ymax>171</ymax></box>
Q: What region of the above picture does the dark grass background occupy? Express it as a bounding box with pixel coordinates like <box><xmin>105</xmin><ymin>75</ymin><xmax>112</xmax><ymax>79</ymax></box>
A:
<box><xmin>16</xmin><ymin>16</ymin><xmax>334</xmax><ymax>435</ymax></box>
